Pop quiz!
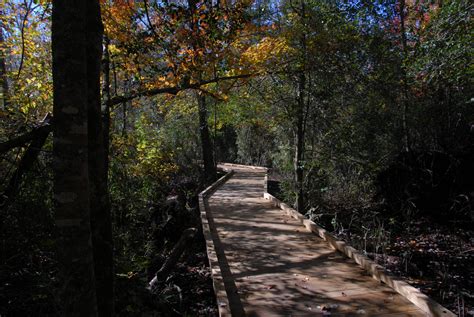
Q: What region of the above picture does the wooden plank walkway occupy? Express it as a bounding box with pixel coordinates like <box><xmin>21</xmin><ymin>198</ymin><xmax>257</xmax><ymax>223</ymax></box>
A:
<box><xmin>205</xmin><ymin>165</ymin><xmax>427</xmax><ymax>316</ymax></box>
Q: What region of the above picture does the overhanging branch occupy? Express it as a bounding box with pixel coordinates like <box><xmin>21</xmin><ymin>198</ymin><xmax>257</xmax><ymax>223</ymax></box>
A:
<box><xmin>107</xmin><ymin>73</ymin><xmax>256</xmax><ymax>106</ymax></box>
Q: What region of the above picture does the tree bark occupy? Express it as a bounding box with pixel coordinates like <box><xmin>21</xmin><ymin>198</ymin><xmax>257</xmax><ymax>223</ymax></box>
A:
<box><xmin>86</xmin><ymin>2</ymin><xmax>114</xmax><ymax>316</ymax></box>
<box><xmin>0</xmin><ymin>16</ymin><xmax>9</xmax><ymax>109</ymax></box>
<box><xmin>295</xmin><ymin>70</ymin><xmax>305</xmax><ymax>213</ymax></box>
<box><xmin>122</xmin><ymin>102</ymin><xmax>127</xmax><ymax>136</ymax></box>
<box><xmin>294</xmin><ymin>1</ymin><xmax>306</xmax><ymax>213</ymax></box>
<box><xmin>399</xmin><ymin>0</ymin><xmax>410</xmax><ymax>152</ymax></box>
<box><xmin>102</xmin><ymin>36</ymin><xmax>111</xmax><ymax>172</ymax></box>
<box><xmin>197</xmin><ymin>93</ymin><xmax>216</xmax><ymax>183</ymax></box>
<box><xmin>52</xmin><ymin>0</ymin><xmax>98</xmax><ymax>315</ymax></box>
<box><xmin>121</xmin><ymin>79</ymin><xmax>128</xmax><ymax>136</ymax></box>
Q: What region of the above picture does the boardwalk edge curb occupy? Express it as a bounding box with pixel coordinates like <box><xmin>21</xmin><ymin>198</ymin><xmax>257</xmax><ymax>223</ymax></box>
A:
<box><xmin>199</xmin><ymin>167</ymin><xmax>234</xmax><ymax>317</ymax></box>
<box><xmin>263</xmin><ymin>191</ymin><xmax>455</xmax><ymax>317</ymax></box>
<box><xmin>218</xmin><ymin>162</ymin><xmax>269</xmax><ymax>171</ymax></box>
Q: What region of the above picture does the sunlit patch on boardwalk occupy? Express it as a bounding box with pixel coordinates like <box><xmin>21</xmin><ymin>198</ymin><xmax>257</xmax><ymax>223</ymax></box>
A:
<box><xmin>205</xmin><ymin>165</ymin><xmax>428</xmax><ymax>316</ymax></box>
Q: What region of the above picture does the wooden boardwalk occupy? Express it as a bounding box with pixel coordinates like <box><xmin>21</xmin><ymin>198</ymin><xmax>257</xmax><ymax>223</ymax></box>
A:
<box><xmin>204</xmin><ymin>165</ymin><xmax>428</xmax><ymax>316</ymax></box>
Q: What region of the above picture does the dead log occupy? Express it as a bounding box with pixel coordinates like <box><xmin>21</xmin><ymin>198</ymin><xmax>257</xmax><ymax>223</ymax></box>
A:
<box><xmin>148</xmin><ymin>227</ymin><xmax>197</xmax><ymax>292</ymax></box>
<box><xmin>1</xmin><ymin>113</ymin><xmax>52</xmax><ymax>207</ymax></box>
<box><xmin>0</xmin><ymin>114</ymin><xmax>53</xmax><ymax>154</ymax></box>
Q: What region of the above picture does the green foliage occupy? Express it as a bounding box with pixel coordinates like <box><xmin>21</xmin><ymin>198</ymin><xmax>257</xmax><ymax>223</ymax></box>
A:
<box><xmin>1</xmin><ymin>0</ymin><xmax>52</xmax><ymax>121</ymax></box>
<box><xmin>412</xmin><ymin>0</ymin><xmax>473</xmax><ymax>87</ymax></box>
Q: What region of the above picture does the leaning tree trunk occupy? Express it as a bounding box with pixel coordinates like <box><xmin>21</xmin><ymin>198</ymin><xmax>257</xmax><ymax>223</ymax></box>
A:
<box><xmin>197</xmin><ymin>93</ymin><xmax>216</xmax><ymax>183</ymax></box>
<box><xmin>148</xmin><ymin>228</ymin><xmax>197</xmax><ymax>292</ymax></box>
<box><xmin>1</xmin><ymin>114</ymin><xmax>52</xmax><ymax>208</ymax></box>
<box><xmin>86</xmin><ymin>2</ymin><xmax>114</xmax><ymax>316</ymax></box>
<box><xmin>52</xmin><ymin>0</ymin><xmax>98</xmax><ymax>315</ymax></box>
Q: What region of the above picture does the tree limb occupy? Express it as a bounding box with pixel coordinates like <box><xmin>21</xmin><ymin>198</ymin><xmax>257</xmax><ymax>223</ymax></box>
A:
<box><xmin>0</xmin><ymin>113</ymin><xmax>53</xmax><ymax>153</ymax></box>
<box><xmin>108</xmin><ymin>73</ymin><xmax>256</xmax><ymax>106</ymax></box>
<box><xmin>1</xmin><ymin>113</ymin><xmax>52</xmax><ymax>207</ymax></box>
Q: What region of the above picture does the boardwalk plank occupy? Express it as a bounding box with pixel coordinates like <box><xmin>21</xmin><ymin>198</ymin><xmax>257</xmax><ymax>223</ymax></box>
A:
<box><xmin>206</xmin><ymin>165</ymin><xmax>428</xmax><ymax>316</ymax></box>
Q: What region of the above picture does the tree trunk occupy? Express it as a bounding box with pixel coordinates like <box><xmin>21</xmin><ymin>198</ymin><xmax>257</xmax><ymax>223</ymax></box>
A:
<box><xmin>197</xmin><ymin>93</ymin><xmax>216</xmax><ymax>183</ymax></box>
<box><xmin>122</xmin><ymin>79</ymin><xmax>128</xmax><ymax>136</ymax></box>
<box><xmin>187</xmin><ymin>0</ymin><xmax>216</xmax><ymax>182</ymax></box>
<box><xmin>294</xmin><ymin>1</ymin><xmax>306</xmax><ymax>213</ymax></box>
<box><xmin>122</xmin><ymin>101</ymin><xmax>127</xmax><ymax>136</ymax></box>
<box><xmin>86</xmin><ymin>2</ymin><xmax>114</xmax><ymax>316</ymax></box>
<box><xmin>399</xmin><ymin>0</ymin><xmax>410</xmax><ymax>152</ymax></box>
<box><xmin>0</xmin><ymin>17</ymin><xmax>9</xmax><ymax>109</ymax></box>
<box><xmin>102</xmin><ymin>36</ymin><xmax>111</xmax><ymax>172</ymax></box>
<box><xmin>295</xmin><ymin>70</ymin><xmax>305</xmax><ymax>213</ymax></box>
<box><xmin>52</xmin><ymin>0</ymin><xmax>98</xmax><ymax>315</ymax></box>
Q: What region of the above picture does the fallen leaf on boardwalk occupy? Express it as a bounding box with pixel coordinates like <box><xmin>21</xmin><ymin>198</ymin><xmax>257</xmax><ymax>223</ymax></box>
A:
<box><xmin>321</xmin><ymin>306</ymin><xmax>332</xmax><ymax>316</ymax></box>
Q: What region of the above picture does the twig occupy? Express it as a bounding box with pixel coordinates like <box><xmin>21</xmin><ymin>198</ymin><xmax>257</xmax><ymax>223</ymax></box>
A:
<box><xmin>17</xmin><ymin>0</ymin><xmax>34</xmax><ymax>80</ymax></box>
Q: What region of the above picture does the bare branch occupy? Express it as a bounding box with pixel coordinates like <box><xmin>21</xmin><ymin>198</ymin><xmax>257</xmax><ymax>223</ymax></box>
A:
<box><xmin>107</xmin><ymin>73</ymin><xmax>256</xmax><ymax>106</ymax></box>
<box><xmin>0</xmin><ymin>113</ymin><xmax>52</xmax><ymax>153</ymax></box>
<box><xmin>17</xmin><ymin>0</ymin><xmax>34</xmax><ymax>80</ymax></box>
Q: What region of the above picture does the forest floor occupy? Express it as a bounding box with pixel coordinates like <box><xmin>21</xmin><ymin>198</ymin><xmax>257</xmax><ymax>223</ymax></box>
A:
<box><xmin>137</xmin><ymin>172</ymin><xmax>222</xmax><ymax>317</ymax></box>
<box><xmin>144</xmin><ymin>245</ymin><xmax>218</xmax><ymax>316</ymax></box>
<box><xmin>268</xmin><ymin>179</ymin><xmax>474</xmax><ymax>316</ymax></box>
<box><xmin>367</xmin><ymin>219</ymin><xmax>474</xmax><ymax>315</ymax></box>
<box><xmin>1</xmin><ymin>179</ymin><xmax>219</xmax><ymax>316</ymax></box>
<box><xmin>0</xmin><ymin>227</ymin><xmax>218</xmax><ymax>317</ymax></box>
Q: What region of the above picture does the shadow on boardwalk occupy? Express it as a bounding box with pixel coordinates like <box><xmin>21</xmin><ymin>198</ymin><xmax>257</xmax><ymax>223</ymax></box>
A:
<box><xmin>205</xmin><ymin>165</ymin><xmax>426</xmax><ymax>316</ymax></box>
